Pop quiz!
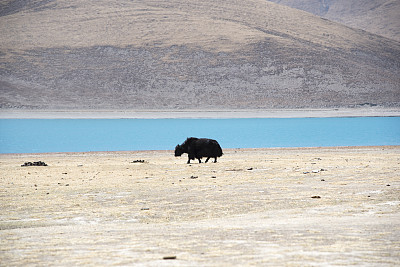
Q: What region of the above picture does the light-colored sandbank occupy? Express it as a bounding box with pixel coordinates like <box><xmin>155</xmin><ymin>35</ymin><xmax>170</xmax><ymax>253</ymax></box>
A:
<box><xmin>1</xmin><ymin>107</ymin><xmax>400</xmax><ymax>118</ymax></box>
<box><xmin>1</xmin><ymin>146</ymin><xmax>399</xmax><ymax>266</ymax></box>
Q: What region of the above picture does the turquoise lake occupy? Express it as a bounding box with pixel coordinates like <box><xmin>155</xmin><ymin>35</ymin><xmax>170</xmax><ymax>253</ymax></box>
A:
<box><xmin>0</xmin><ymin>117</ymin><xmax>399</xmax><ymax>153</ymax></box>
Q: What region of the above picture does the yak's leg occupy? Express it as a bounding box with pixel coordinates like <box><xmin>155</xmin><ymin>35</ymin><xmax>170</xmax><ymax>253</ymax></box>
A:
<box><xmin>214</xmin><ymin>157</ymin><xmax>218</xmax><ymax>163</ymax></box>
<box><xmin>188</xmin><ymin>154</ymin><xmax>196</xmax><ymax>164</ymax></box>
<box><xmin>205</xmin><ymin>157</ymin><xmax>210</xmax><ymax>163</ymax></box>
<box><xmin>198</xmin><ymin>158</ymin><xmax>202</xmax><ymax>163</ymax></box>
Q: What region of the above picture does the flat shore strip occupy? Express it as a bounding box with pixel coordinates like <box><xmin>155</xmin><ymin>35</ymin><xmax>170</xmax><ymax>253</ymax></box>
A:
<box><xmin>1</xmin><ymin>107</ymin><xmax>400</xmax><ymax>118</ymax></box>
<box><xmin>1</xmin><ymin>146</ymin><xmax>399</xmax><ymax>265</ymax></box>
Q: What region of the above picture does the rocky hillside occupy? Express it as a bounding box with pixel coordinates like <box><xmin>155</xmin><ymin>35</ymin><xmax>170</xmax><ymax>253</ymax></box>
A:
<box><xmin>0</xmin><ymin>0</ymin><xmax>399</xmax><ymax>110</ymax></box>
<box><xmin>267</xmin><ymin>0</ymin><xmax>400</xmax><ymax>42</ymax></box>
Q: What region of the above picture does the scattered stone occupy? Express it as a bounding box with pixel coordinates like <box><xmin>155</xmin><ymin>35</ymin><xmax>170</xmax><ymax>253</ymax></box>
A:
<box><xmin>247</xmin><ymin>168</ymin><xmax>253</xmax><ymax>170</ymax></box>
<box><xmin>311</xmin><ymin>196</ymin><xmax>321</xmax><ymax>199</ymax></box>
<box><xmin>321</xmin><ymin>179</ymin><xmax>325</xmax><ymax>181</ymax></box>
<box><xmin>21</xmin><ymin>161</ymin><xmax>48</xmax><ymax>167</ymax></box>
<box><xmin>304</xmin><ymin>169</ymin><xmax>327</xmax><ymax>174</ymax></box>
<box><xmin>211</xmin><ymin>176</ymin><xmax>216</xmax><ymax>178</ymax></box>
<box><xmin>163</xmin><ymin>256</ymin><xmax>177</xmax><ymax>260</ymax></box>
<box><xmin>190</xmin><ymin>176</ymin><xmax>198</xmax><ymax>179</ymax></box>
<box><xmin>386</xmin><ymin>184</ymin><xmax>391</xmax><ymax>186</ymax></box>
<box><xmin>131</xmin><ymin>160</ymin><xmax>147</xmax><ymax>163</ymax></box>
<box><xmin>226</xmin><ymin>169</ymin><xmax>243</xmax><ymax>172</ymax></box>
<box><xmin>140</xmin><ymin>207</ymin><xmax>150</xmax><ymax>210</ymax></box>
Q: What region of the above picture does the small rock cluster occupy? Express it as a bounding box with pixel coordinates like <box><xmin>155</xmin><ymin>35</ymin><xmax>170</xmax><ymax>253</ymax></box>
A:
<box><xmin>131</xmin><ymin>160</ymin><xmax>147</xmax><ymax>163</ymax></box>
<box><xmin>21</xmin><ymin>161</ymin><xmax>48</xmax><ymax>167</ymax></box>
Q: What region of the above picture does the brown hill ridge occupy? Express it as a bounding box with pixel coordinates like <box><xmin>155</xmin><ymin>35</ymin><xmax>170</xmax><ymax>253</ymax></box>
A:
<box><xmin>0</xmin><ymin>0</ymin><xmax>399</xmax><ymax>110</ymax></box>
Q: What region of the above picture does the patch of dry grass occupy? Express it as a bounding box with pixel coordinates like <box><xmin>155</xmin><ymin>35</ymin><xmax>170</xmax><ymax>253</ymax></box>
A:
<box><xmin>1</xmin><ymin>147</ymin><xmax>399</xmax><ymax>265</ymax></box>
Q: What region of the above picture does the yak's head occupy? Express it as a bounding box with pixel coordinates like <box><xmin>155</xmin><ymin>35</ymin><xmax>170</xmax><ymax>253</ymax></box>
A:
<box><xmin>174</xmin><ymin>144</ymin><xmax>183</xmax><ymax>157</ymax></box>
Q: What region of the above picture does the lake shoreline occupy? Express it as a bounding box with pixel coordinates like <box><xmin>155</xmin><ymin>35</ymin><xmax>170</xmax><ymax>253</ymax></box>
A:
<box><xmin>1</xmin><ymin>107</ymin><xmax>400</xmax><ymax>119</ymax></box>
<box><xmin>2</xmin><ymin>145</ymin><xmax>398</xmax><ymax>157</ymax></box>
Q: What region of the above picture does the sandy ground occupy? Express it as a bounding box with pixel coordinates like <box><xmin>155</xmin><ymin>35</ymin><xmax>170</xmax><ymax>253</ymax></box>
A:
<box><xmin>0</xmin><ymin>147</ymin><xmax>399</xmax><ymax>266</ymax></box>
<box><xmin>1</xmin><ymin>107</ymin><xmax>400</xmax><ymax>119</ymax></box>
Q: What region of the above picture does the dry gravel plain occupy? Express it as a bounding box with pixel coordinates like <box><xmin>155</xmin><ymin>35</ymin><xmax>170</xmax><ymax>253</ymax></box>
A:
<box><xmin>1</xmin><ymin>146</ymin><xmax>399</xmax><ymax>266</ymax></box>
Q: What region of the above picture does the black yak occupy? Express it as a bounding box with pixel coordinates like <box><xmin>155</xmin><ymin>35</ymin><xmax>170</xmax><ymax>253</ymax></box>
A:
<box><xmin>175</xmin><ymin>137</ymin><xmax>223</xmax><ymax>164</ymax></box>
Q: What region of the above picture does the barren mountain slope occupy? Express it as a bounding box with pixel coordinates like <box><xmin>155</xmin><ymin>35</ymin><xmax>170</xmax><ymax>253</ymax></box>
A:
<box><xmin>0</xmin><ymin>0</ymin><xmax>399</xmax><ymax>110</ymax></box>
<box><xmin>268</xmin><ymin>0</ymin><xmax>400</xmax><ymax>42</ymax></box>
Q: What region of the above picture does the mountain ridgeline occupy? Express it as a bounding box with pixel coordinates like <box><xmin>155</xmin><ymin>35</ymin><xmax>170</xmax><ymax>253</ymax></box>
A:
<box><xmin>267</xmin><ymin>0</ymin><xmax>400</xmax><ymax>42</ymax></box>
<box><xmin>0</xmin><ymin>0</ymin><xmax>399</xmax><ymax>110</ymax></box>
